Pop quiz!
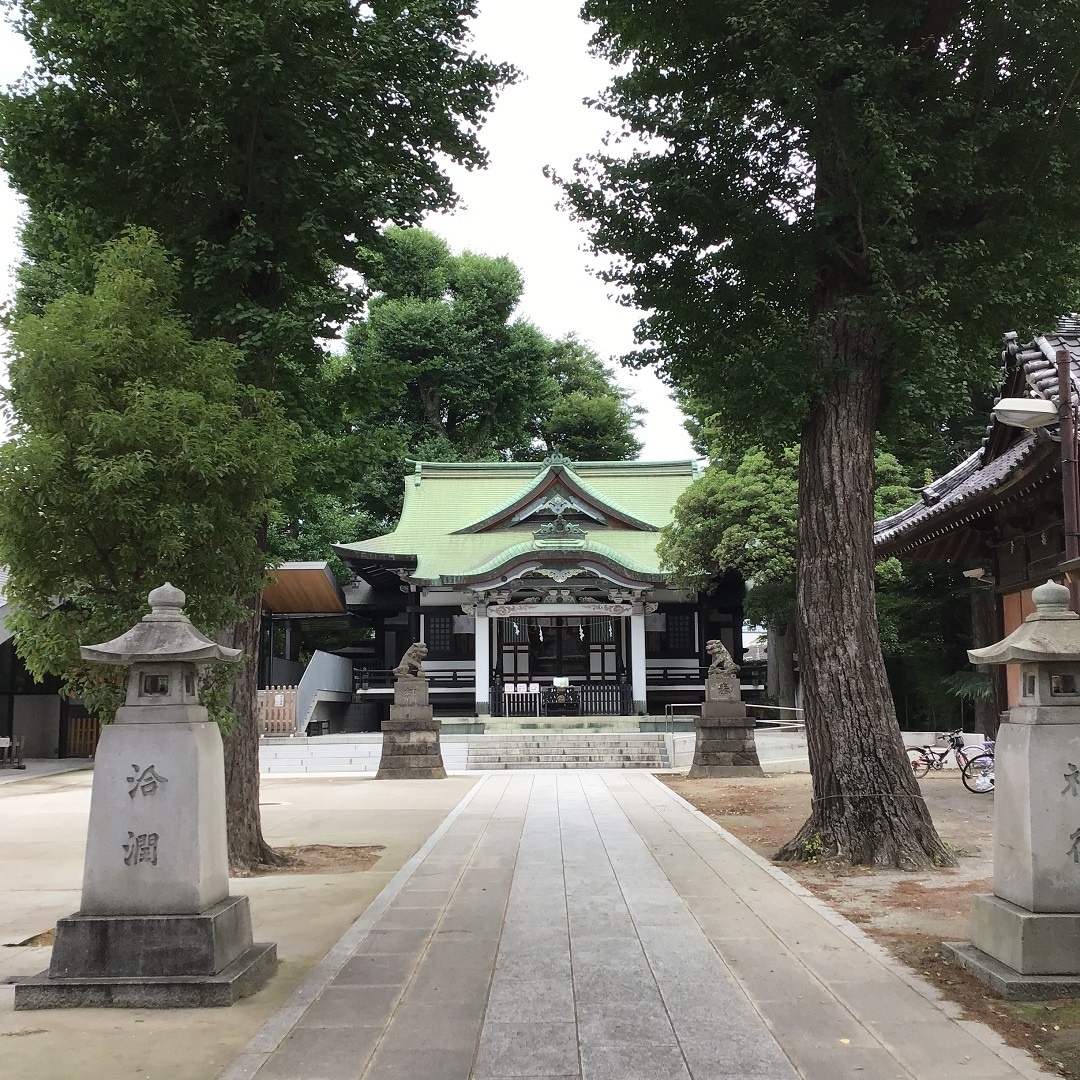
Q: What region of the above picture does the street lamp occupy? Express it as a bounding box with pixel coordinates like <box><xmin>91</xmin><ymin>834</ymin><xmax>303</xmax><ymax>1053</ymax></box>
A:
<box><xmin>992</xmin><ymin>348</ymin><xmax>1080</xmax><ymax>611</ymax></box>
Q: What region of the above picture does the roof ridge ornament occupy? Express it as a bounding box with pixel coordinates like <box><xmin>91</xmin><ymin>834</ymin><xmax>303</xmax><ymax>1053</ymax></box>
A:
<box><xmin>542</xmin><ymin>450</ymin><xmax>572</xmax><ymax>467</ymax></box>
<box><xmin>533</xmin><ymin>513</ymin><xmax>588</xmax><ymax>549</ymax></box>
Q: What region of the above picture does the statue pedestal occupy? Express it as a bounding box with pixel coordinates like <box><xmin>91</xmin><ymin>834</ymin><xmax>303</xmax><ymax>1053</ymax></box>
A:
<box><xmin>688</xmin><ymin>700</ymin><xmax>764</xmax><ymax>778</ymax></box>
<box><xmin>15</xmin><ymin>716</ymin><xmax>275</xmax><ymax>1009</ymax></box>
<box><xmin>376</xmin><ymin>678</ymin><xmax>446</xmax><ymax>779</ymax></box>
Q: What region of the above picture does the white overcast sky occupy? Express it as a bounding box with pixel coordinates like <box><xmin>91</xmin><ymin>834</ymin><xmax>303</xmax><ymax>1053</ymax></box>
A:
<box><xmin>0</xmin><ymin>0</ymin><xmax>695</xmax><ymax>461</ymax></box>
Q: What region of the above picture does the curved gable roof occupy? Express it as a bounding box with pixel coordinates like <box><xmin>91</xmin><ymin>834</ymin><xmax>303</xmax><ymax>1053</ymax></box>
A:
<box><xmin>337</xmin><ymin>458</ymin><xmax>698</xmax><ymax>586</ymax></box>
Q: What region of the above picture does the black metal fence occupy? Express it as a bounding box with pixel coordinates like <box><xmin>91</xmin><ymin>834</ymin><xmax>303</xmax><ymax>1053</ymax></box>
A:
<box><xmin>490</xmin><ymin>681</ymin><xmax>633</xmax><ymax>717</ymax></box>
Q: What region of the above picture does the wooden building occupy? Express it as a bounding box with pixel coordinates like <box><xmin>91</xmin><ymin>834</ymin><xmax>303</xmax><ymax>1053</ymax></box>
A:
<box><xmin>330</xmin><ymin>455</ymin><xmax>744</xmax><ymax>720</ymax></box>
<box><xmin>875</xmin><ymin>319</ymin><xmax>1080</xmax><ymax>714</ymax></box>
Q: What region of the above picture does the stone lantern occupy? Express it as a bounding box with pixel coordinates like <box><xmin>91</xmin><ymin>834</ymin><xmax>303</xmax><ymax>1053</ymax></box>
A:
<box><xmin>946</xmin><ymin>579</ymin><xmax>1080</xmax><ymax>998</ymax></box>
<box><xmin>16</xmin><ymin>584</ymin><xmax>276</xmax><ymax>1009</ymax></box>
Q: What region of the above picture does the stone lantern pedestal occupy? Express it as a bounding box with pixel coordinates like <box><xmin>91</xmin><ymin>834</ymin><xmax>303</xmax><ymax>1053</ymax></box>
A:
<box><xmin>945</xmin><ymin>581</ymin><xmax>1080</xmax><ymax>999</ymax></box>
<box><xmin>688</xmin><ymin>640</ymin><xmax>763</xmax><ymax>778</ymax></box>
<box><xmin>16</xmin><ymin>585</ymin><xmax>276</xmax><ymax>1009</ymax></box>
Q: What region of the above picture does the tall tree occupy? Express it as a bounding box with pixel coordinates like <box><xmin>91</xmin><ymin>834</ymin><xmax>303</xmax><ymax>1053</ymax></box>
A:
<box><xmin>0</xmin><ymin>0</ymin><xmax>511</xmax><ymax>868</ymax></box>
<box><xmin>0</xmin><ymin>230</ymin><xmax>294</xmax><ymax>725</ymax></box>
<box><xmin>344</xmin><ymin>228</ymin><xmax>641</xmax><ymax>522</ymax></box>
<box><xmin>658</xmin><ymin>448</ymin><xmax>801</xmax><ymax>709</ymax></box>
<box><xmin>347</xmin><ymin>228</ymin><xmax>554</xmax><ymax>464</ymax></box>
<box><xmin>658</xmin><ymin>446</ymin><xmax>917</xmax><ymax>714</ymax></box>
<box><xmin>531</xmin><ymin>335</ymin><xmax>643</xmax><ymax>461</ymax></box>
<box><xmin>562</xmin><ymin>1</ymin><xmax>1080</xmax><ymax>866</ymax></box>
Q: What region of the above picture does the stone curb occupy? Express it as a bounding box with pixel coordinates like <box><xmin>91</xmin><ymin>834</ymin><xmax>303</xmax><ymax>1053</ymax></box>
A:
<box><xmin>216</xmin><ymin>775</ymin><xmax>490</xmax><ymax>1080</ymax></box>
<box><xmin>646</xmin><ymin>773</ymin><xmax>1051</xmax><ymax>1080</ymax></box>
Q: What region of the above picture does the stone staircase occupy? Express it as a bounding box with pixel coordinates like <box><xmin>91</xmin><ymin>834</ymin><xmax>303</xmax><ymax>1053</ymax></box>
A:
<box><xmin>465</xmin><ymin>733</ymin><xmax>669</xmax><ymax>771</ymax></box>
<box><xmin>259</xmin><ymin>731</ymin><xmax>673</xmax><ymax>774</ymax></box>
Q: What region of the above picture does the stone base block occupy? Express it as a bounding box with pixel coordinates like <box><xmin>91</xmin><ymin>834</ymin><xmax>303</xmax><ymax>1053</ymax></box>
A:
<box><xmin>688</xmin><ymin>763</ymin><xmax>765</xmax><ymax>778</ymax></box>
<box><xmin>970</xmin><ymin>894</ymin><xmax>1080</xmax><ymax>975</ymax></box>
<box><xmin>700</xmin><ymin>701</ymin><xmax>749</xmax><ymax>721</ymax></box>
<box><xmin>387</xmin><ymin>707</ymin><xmax>435</xmax><ymax>724</ymax></box>
<box><xmin>393</xmin><ymin>677</ymin><xmax>429</xmax><ymax>707</ymax></box>
<box><xmin>943</xmin><ymin>941</ymin><xmax>1080</xmax><ymax>1001</ymax></box>
<box><xmin>49</xmin><ymin>895</ymin><xmax>254</xmax><ymax>979</ymax></box>
<box><xmin>377</xmin><ymin>718</ymin><xmax>446</xmax><ymax>779</ymax></box>
<box><xmin>376</xmin><ymin>766</ymin><xmax>448</xmax><ymax>779</ymax></box>
<box><xmin>15</xmin><ymin>941</ymin><xmax>276</xmax><ymax>1010</ymax></box>
<box><xmin>689</xmin><ymin>717</ymin><xmax>763</xmax><ymax>778</ymax></box>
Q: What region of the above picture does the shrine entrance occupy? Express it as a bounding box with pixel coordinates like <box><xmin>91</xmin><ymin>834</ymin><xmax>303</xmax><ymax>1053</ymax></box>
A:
<box><xmin>492</xmin><ymin>614</ymin><xmax>629</xmax><ymax>716</ymax></box>
<box><xmin>497</xmin><ymin>615</ymin><xmax>622</xmax><ymax>683</ymax></box>
<box><xmin>528</xmin><ymin>618</ymin><xmax>589</xmax><ymax>677</ymax></box>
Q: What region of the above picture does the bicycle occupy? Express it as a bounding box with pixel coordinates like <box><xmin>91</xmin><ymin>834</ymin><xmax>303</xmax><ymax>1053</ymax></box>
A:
<box><xmin>960</xmin><ymin>749</ymin><xmax>995</xmax><ymax>794</ymax></box>
<box><xmin>905</xmin><ymin>730</ymin><xmax>995</xmax><ymax>794</ymax></box>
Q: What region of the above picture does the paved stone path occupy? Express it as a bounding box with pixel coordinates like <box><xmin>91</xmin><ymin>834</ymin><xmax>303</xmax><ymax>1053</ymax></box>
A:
<box><xmin>224</xmin><ymin>772</ymin><xmax>1044</xmax><ymax>1080</ymax></box>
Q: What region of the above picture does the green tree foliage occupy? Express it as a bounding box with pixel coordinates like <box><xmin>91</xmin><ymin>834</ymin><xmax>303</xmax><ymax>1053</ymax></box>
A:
<box><xmin>347</xmin><ymin>228</ymin><xmax>553</xmax><ymax>463</ymax></box>
<box><xmin>0</xmin><ymin>0</ymin><xmax>511</xmax><ymax>867</ymax></box>
<box><xmin>659</xmin><ymin>446</ymin><xmax>912</xmax><ymax>635</ymax></box>
<box><xmin>342</xmin><ymin>228</ymin><xmax>641</xmax><ymax>523</ymax></box>
<box><xmin>660</xmin><ymin>444</ymin><xmax>975</xmax><ymax>723</ymax></box>
<box><xmin>561</xmin><ymin>0</ymin><xmax>1080</xmax><ymax>867</ymax></box>
<box><xmin>0</xmin><ymin>0</ymin><xmax>512</xmax><ymax>364</ymax></box>
<box><xmin>658</xmin><ymin>448</ymin><xmax>799</xmax><ymax>628</ymax></box>
<box><xmin>536</xmin><ymin>336</ymin><xmax>643</xmax><ymax>462</ymax></box>
<box><xmin>0</xmin><ymin>231</ymin><xmax>296</xmax><ymax>722</ymax></box>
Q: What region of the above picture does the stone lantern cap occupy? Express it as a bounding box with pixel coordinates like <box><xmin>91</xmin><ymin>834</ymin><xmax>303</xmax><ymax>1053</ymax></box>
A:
<box><xmin>968</xmin><ymin>580</ymin><xmax>1080</xmax><ymax>666</ymax></box>
<box><xmin>79</xmin><ymin>583</ymin><xmax>242</xmax><ymax>667</ymax></box>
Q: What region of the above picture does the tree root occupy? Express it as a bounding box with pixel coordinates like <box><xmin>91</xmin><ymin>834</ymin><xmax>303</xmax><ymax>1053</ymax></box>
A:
<box><xmin>229</xmin><ymin>840</ymin><xmax>295</xmax><ymax>876</ymax></box>
<box><xmin>774</xmin><ymin>809</ymin><xmax>956</xmax><ymax>870</ymax></box>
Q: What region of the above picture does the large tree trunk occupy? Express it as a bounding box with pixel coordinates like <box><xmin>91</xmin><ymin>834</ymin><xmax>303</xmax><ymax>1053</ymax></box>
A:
<box><xmin>775</xmin><ymin>620</ymin><xmax>798</xmax><ymax>710</ymax></box>
<box><xmin>221</xmin><ymin>595</ymin><xmax>288</xmax><ymax>872</ymax></box>
<box><xmin>775</xmin><ymin>315</ymin><xmax>953</xmax><ymax>868</ymax></box>
<box><xmin>766</xmin><ymin>626</ymin><xmax>780</xmax><ymax>701</ymax></box>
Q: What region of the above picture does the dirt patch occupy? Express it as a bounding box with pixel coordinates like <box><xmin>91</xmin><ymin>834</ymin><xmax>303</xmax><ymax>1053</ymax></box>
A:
<box><xmin>239</xmin><ymin>844</ymin><xmax>384</xmax><ymax>877</ymax></box>
<box><xmin>3</xmin><ymin>929</ymin><xmax>55</xmax><ymax>948</ymax></box>
<box><xmin>662</xmin><ymin>771</ymin><xmax>1080</xmax><ymax>1078</ymax></box>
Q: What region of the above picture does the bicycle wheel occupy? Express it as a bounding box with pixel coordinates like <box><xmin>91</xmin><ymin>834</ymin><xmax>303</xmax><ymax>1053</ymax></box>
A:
<box><xmin>906</xmin><ymin>747</ymin><xmax>932</xmax><ymax>779</ymax></box>
<box><xmin>962</xmin><ymin>754</ymin><xmax>995</xmax><ymax>794</ymax></box>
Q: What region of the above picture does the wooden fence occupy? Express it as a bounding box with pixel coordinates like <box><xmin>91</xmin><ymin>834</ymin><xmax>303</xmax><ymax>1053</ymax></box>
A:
<box><xmin>64</xmin><ymin>715</ymin><xmax>100</xmax><ymax>758</ymax></box>
<box><xmin>258</xmin><ymin>686</ymin><xmax>298</xmax><ymax>736</ymax></box>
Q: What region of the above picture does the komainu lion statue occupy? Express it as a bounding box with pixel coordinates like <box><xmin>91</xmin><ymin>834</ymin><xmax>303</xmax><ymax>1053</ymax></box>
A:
<box><xmin>705</xmin><ymin>638</ymin><xmax>738</xmax><ymax>677</ymax></box>
<box><xmin>392</xmin><ymin>641</ymin><xmax>428</xmax><ymax>678</ymax></box>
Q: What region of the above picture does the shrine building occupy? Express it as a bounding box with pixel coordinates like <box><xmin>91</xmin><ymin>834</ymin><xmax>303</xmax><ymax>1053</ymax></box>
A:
<box><xmin>328</xmin><ymin>455</ymin><xmax>743</xmax><ymax>721</ymax></box>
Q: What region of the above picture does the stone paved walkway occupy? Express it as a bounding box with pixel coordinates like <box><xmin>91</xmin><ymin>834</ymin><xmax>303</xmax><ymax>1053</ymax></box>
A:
<box><xmin>222</xmin><ymin>772</ymin><xmax>1045</xmax><ymax>1080</ymax></box>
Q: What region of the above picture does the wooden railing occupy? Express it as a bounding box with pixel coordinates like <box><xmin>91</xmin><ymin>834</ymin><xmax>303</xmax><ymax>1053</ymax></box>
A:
<box><xmin>258</xmin><ymin>686</ymin><xmax>298</xmax><ymax>736</ymax></box>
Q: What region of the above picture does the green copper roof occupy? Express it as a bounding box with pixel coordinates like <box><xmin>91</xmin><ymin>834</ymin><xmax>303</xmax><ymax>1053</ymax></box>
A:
<box><xmin>338</xmin><ymin>459</ymin><xmax>697</xmax><ymax>586</ymax></box>
<box><xmin>454</xmin><ymin>461</ymin><xmax>658</xmax><ymax>534</ymax></box>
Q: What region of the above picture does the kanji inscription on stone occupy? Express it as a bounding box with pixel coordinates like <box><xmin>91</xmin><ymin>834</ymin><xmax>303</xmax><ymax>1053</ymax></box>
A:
<box><xmin>123</xmin><ymin>831</ymin><xmax>159</xmax><ymax>867</ymax></box>
<box><xmin>1069</xmin><ymin>828</ymin><xmax>1080</xmax><ymax>864</ymax></box>
<box><xmin>1064</xmin><ymin>764</ymin><xmax>1080</xmax><ymax>797</ymax></box>
<box><xmin>127</xmin><ymin>764</ymin><xmax>168</xmax><ymax>799</ymax></box>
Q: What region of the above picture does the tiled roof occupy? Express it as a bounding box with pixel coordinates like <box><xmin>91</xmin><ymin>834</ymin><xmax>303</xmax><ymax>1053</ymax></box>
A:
<box><xmin>873</xmin><ymin>434</ymin><xmax>1045</xmax><ymax>551</ymax></box>
<box><xmin>338</xmin><ymin>459</ymin><xmax>698</xmax><ymax>585</ymax></box>
<box><xmin>874</xmin><ymin>318</ymin><xmax>1080</xmax><ymax>555</ymax></box>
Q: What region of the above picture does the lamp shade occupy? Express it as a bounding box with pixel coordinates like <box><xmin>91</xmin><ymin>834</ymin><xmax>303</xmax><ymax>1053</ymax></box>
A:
<box><xmin>992</xmin><ymin>398</ymin><xmax>1058</xmax><ymax>429</ymax></box>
